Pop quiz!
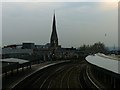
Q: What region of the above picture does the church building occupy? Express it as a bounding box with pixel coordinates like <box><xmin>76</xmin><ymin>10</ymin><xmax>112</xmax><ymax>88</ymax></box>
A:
<box><xmin>50</xmin><ymin>13</ymin><xmax>58</xmax><ymax>47</ymax></box>
<box><xmin>2</xmin><ymin>12</ymin><xmax>78</xmax><ymax>61</ymax></box>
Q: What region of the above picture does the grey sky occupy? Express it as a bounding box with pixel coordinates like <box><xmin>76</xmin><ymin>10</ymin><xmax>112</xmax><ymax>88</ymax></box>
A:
<box><xmin>2</xmin><ymin>2</ymin><xmax>118</xmax><ymax>48</ymax></box>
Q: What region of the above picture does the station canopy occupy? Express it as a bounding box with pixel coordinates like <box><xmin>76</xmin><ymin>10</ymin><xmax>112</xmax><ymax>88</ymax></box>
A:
<box><xmin>1</xmin><ymin>58</ymin><xmax>29</xmax><ymax>64</ymax></box>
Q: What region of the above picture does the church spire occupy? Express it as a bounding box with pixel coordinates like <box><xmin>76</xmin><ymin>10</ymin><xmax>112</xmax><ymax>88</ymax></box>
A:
<box><xmin>50</xmin><ymin>11</ymin><xmax>58</xmax><ymax>47</ymax></box>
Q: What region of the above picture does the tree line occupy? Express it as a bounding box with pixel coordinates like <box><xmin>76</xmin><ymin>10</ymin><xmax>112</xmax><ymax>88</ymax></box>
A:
<box><xmin>78</xmin><ymin>42</ymin><xmax>108</xmax><ymax>55</ymax></box>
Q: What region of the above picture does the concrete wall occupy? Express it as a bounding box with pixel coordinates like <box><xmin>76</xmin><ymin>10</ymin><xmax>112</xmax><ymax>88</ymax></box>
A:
<box><xmin>87</xmin><ymin>62</ymin><xmax>120</xmax><ymax>88</ymax></box>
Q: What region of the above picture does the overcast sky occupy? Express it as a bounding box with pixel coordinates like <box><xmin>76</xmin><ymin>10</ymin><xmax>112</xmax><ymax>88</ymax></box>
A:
<box><xmin>2</xmin><ymin>1</ymin><xmax>118</xmax><ymax>48</ymax></box>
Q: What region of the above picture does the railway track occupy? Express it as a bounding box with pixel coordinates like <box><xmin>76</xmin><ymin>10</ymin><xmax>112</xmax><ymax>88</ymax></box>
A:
<box><xmin>11</xmin><ymin>60</ymin><xmax>104</xmax><ymax>89</ymax></box>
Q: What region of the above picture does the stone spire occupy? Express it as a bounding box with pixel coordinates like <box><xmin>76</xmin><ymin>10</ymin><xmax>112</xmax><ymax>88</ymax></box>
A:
<box><xmin>50</xmin><ymin>11</ymin><xmax>58</xmax><ymax>47</ymax></box>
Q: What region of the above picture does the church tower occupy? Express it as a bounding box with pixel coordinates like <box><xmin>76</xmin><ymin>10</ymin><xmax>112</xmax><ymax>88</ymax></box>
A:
<box><xmin>50</xmin><ymin>12</ymin><xmax>58</xmax><ymax>47</ymax></box>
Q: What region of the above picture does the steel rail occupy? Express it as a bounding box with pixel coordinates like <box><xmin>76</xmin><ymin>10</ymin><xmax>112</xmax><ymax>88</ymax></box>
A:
<box><xmin>60</xmin><ymin>66</ymin><xmax>74</xmax><ymax>88</ymax></box>
<box><xmin>85</xmin><ymin>66</ymin><xmax>102</xmax><ymax>90</ymax></box>
<box><xmin>39</xmin><ymin>65</ymin><xmax>67</xmax><ymax>89</ymax></box>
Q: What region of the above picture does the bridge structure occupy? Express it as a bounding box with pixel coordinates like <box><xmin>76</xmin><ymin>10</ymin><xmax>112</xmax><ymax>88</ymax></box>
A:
<box><xmin>86</xmin><ymin>53</ymin><xmax>120</xmax><ymax>88</ymax></box>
